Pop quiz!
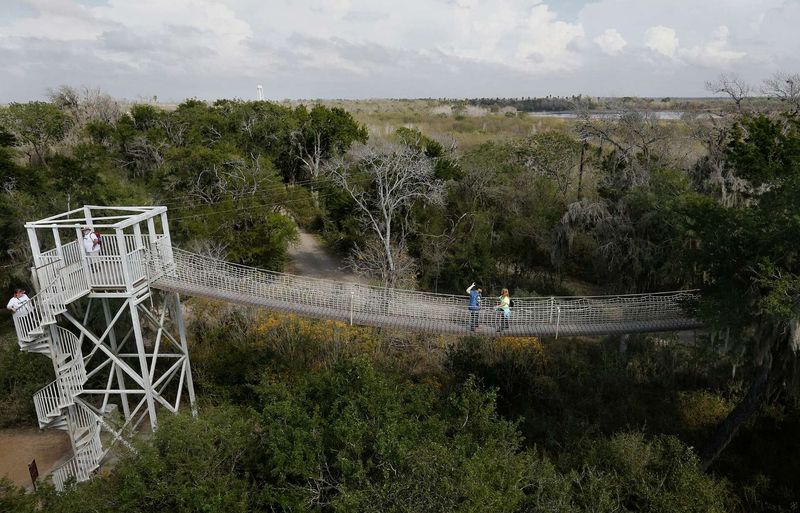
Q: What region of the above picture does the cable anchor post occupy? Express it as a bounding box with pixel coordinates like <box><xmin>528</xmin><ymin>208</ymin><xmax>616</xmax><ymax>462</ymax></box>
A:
<box><xmin>349</xmin><ymin>290</ymin><xmax>355</xmax><ymax>326</ymax></box>
<box><xmin>555</xmin><ymin>306</ymin><xmax>562</xmax><ymax>339</ymax></box>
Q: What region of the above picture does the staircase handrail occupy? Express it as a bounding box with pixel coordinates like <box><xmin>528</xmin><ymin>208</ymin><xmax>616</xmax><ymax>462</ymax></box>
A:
<box><xmin>32</xmin><ymin>328</ymin><xmax>87</xmax><ymax>427</ymax></box>
<box><xmin>50</xmin><ymin>400</ymin><xmax>103</xmax><ymax>491</ymax></box>
<box><xmin>13</xmin><ymin>263</ymin><xmax>68</xmax><ymax>344</ymax></box>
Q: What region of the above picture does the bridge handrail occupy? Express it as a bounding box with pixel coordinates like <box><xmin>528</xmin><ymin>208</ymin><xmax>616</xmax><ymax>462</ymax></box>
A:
<box><xmin>163</xmin><ymin>247</ymin><xmax>697</xmax><ymax>304</ymax></box>
<box><xmin>148</xmin><ymin>248</ymin><xmax>701</xmax><ymax>336</ymax></box>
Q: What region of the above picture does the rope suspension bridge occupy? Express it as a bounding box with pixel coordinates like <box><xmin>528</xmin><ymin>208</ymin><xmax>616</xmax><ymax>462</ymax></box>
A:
<box><xmin>155</xmin><ymin>248</ymin><xmax>702</xmax><ymax>337</ymax></box>
<box><xmin>11</xmin><ymin>206</ymin><xmax>703</xmax><ymax>490</ymax></box>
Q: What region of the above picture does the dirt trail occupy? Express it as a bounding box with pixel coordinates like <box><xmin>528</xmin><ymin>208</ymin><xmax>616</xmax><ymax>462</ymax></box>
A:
<box><xmin>0</xmin><ymin>428</ymin><xmax>71</xmax><ymax>488</ymax></box>
<box><xmin>286</xmin><ymin>230</ymin><xmax>365</xmax><ymax>283</ymax></box>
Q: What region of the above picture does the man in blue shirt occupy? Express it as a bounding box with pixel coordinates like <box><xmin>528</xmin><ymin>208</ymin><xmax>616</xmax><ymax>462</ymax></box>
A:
<box><xmin>466</xmin><ymin>282</ymin><xmax>482</xmax><ymax>331</ymax></box>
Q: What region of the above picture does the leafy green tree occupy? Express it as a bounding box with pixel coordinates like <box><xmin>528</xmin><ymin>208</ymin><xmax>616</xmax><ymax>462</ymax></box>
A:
<box><xmin>252</xmin><ymin>360</ymin><xmax>532</xmax><ymax>512</ymax></box>
<box><xmin>0</xmin><ymin>478</ymin><xmax>35</xmax><ymax>513</ymax></box>
<box><xmin>513</xmin><ymin>131</ymin><xmax>582</xmax><ymax>196</ymax></box>
<box><xmin>292</xmin><ymin>105</ymin><xmax>368</xmax><ymax>180</ymax></box>
<box><xmin>567</xmin><ymin>433</ymin><xmax>730</xmax><ymax>513</ymax></box>
<box><xmin>686</xmin><ymin>112</ymin><xmax>800</xmax><ymax>469</ymax></box>
<box><xmin>0</xmin><ymin>102</ymin><xmax>72</xmax><ymax>167</ymax></box>
<box><xmin>554</xmin><ymin>166</ymin><xmax>698</xmax><ymax>291</ymax></box>
<box><xmin>396</xmin><ymin>127</ymin><xmax>461</xmax><ymax>180</ymax></box>
<box><xmin>0</xmin><ymin>341</ymin><xmax>53</xmax><ymax>427</ymax></box>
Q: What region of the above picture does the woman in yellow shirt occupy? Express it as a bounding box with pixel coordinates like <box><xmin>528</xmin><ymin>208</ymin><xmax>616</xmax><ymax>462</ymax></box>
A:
<box><xmin>495</xmin><ymin>288</ymin><xmax>511</xmax><ymax>332</ymax></box>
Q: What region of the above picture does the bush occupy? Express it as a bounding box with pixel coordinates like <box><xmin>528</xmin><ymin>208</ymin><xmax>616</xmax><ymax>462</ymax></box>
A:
<box><xmin>0</xmin><ymin>337</ymin><xmax>53</xmax><ymax>427</ymax></box>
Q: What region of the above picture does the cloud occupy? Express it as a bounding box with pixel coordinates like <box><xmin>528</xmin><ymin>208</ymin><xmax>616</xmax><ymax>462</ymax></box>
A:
<box><xmin>0</xmin><ymin>0</ymin><xmax>798</xmax><ymax>101</ymax></box>
<box><xmin>593</xmin><ymin>28</ymin><xmax>627</xmax><ymax>56</ymax></box>
<box><xmin>644</xmin><ymin>25</ymin><xmax>679</xmax><ymax>58</ymax></box>
<box><xmin>679</xmin><ymin>26</ymin><xmax>746</xmax><ymax>67</ymax></box>
<box><xmin>514</xmin><ymin>4</ymin><xmax>585</xmax><ymax>72</ymax></box>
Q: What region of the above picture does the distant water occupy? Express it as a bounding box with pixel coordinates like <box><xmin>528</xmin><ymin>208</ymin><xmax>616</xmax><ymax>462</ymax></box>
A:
<box><xmin>529</xmin><ymin>110</ymin><xmax>690</xmax><ymax>120</ymax></box>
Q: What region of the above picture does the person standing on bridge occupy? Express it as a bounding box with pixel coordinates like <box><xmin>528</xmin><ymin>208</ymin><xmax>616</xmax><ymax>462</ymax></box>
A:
<box><xmin>495</xmin><ymin>288</ymin><xmax>511</xmax><ymax>332</ymax></box>
<box><xmin>467</xmin><ymin>282</ymin><xmax>482</xmax><ymax>331</ymax></box>
<box><xmin>6</xmin><ymin>288</ymin><xmax>31</xmax><ymax>319</ymax></box>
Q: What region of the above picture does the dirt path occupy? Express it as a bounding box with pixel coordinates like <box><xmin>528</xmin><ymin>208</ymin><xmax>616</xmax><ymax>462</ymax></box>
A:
<box><xmin>286</xmin><ymin>230</ymin><xmax>365</xmax><ymax>283</ymax></box>
<box><xmin>0</xmin><ymin>428</ymin><xmax>71</xmax><ymax>488</ymax></box>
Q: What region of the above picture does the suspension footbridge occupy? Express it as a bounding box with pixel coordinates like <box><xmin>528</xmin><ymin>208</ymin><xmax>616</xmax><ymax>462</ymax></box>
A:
<box><xmin>11</xmin><ymin>206</ymin><xmax>702</xmax><ymax>490</ymax></box>
<box><xmin>153</xmin><ymin>248</ymin><xmax>701</xmax><ymax>337</ymax></box>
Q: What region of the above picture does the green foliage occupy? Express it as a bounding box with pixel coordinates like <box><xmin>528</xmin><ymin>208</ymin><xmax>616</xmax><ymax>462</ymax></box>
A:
<box><xmin>0</xmin><ymin>102</ymin><xmax>72</xmax><ymax>166</ymax></box>
<box><xmin>2</xmin><ymin>94</ymin><xmax>800</xmax><ymax>511</ymax></box>
<box><xmin>396</xmin><ymin>126</ymin><xmax>462</xmax><ymax>180</ymax></box>
<box><xmin>569</xmin><ymin>433</ymin><xmax>731</xmax><ymax>513</ymax></box>
<box><xmin>0</xmin><ymin>478</ymin><xmax>35</xmax><ymax>513</ymax></box>
<box><xmin>686</xmin><ymin>113</ymin><xmax>800</xmax><ymax>342</ymax></box>
<box><xmin>293</xmin><ymin>104</ymin><xmax>369</xmax><ymax>179</ymax></box>
<box><xmin>3</xmin><ymin>352</ymin><xmax>733</xmax><ymax>513</ymax></box>
<box><xmin>416</xmin><ymin>140</ymin><xmax>569</xmax><ymax>294</ymax></box>
<box><xmin>725</xmin><ymin>115</ymin><xmax>800</xmax><ymax>186</ymax></box>
<box><xmin>0</xmin><ymin>338</ymin><xmax>54</xmax><ymax>427</ymax></box>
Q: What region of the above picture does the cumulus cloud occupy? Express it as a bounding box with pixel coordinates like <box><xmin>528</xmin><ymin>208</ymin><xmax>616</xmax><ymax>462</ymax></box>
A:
<box><xmin>593</xmin><ymin>28</ymin><xmax>627</xmax><ymax>56</ymax></box>
<box><xmin>514</xmin><ymin>4</ymin><xmax>585</xmax><ymax>72</ymax></box>
<box><xmin>644</xmin><ymin>25</ymin><xmax>679</xmax><ymax>58</ymax></box>
<box><xmin>679</xmin><ymin>26</ymin><xmax>746</xmax><ymax>67</ymax></box>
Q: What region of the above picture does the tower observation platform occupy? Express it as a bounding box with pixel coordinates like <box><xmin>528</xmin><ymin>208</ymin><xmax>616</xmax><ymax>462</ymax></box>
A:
<box><xmin>13</xmin><ymin>205</ymin><xmax>702</xmax><ymax>490</ymax></box>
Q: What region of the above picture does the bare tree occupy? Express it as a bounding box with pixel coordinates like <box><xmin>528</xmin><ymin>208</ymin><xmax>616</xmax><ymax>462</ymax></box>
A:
<box><xmin>418</xmin><ymin>213</ymin><xmax>469</xmax><ymax>292</ymax></box>
<box><xmin>578</xmin><ymin>107</ymin><xmax>684</xmax><ymax>189</ymax></box>
<box><xmin>705</xmin><ymin>73</ymin><xmax>752</xmax><ymax>113</ymax></box>
<box><xmin>762</xmin><ymin>71</ymin><xmax>800</xmax><ymax>115</ymax></box>
<box><xmin>163</xmin><ymin>155</ymin><xmax>276</xmax><ymax>205</ymax></box>
<box><xmin>325</xmin><ymin>143</ymin><xmax>444</xmax><ymax>286</ymax></box>
<box><xmin>346</xmin><ymin>237</ymin><xmax>418</xmax><ymax>288</ymax></box>
<box><xmin>47</xmin><ymin>85</ymin><xmax>122</xmax><ymax>126</ymax></box>
<box><xmin>119</xmin><ymin>135</ymin><xmax>166</xmax><ymax>178</ymax></box>
<box><xmin>291</xmin><ymin>129</ymin><xmax>324</xmax><ymax>179</ymax></box>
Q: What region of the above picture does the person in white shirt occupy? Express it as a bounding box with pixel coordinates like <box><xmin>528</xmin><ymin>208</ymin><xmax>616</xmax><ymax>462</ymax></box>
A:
<box><xmin>6</xmin><ymin>288</ymin><xmax>31</xmax><ymax>318</ymax></box>
<box><xmin>82</xmin><ymin>227</ymin><xmax>101</xmax><ymax>270</ymax></box>
<box><xmin>82</xmin><ymin>227</ymin><xmax>100</xmax><ymax>255</ymax></box>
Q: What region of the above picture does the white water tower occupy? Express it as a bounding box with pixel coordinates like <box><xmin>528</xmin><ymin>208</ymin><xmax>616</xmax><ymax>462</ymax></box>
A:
<box><xmin>257</xmin><ymin>84</ymin><xmax>264</xmax><ymax>101</ymax></box>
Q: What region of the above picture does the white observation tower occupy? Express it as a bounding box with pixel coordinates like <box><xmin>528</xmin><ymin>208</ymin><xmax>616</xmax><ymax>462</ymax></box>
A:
<box><xmin>16</xmin><ymin>206</ymin><xmax>196</xmax><ymax>490</ymax></box>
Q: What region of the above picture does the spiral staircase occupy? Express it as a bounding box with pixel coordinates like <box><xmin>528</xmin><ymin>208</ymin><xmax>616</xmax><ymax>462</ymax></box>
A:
<box><xmin>14</xmin><ymin>267</ymin><xmax>103</xmax><ymax>491</ymax></box>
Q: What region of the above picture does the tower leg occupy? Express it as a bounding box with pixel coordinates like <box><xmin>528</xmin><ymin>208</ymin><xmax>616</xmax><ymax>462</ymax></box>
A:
<box><xmin>128</xmin><ymin>299</ymin><xmax>159</xmax><ymax>430</ymax></box>
<box><xmin>172</xmin><ymin>293</ymin><xmax>197</xmax><ymax>417</ymax></box>
<box><xmin>102</xmin><ymin>298</ymin><xmax>131</xmax><ymax>421</ymax></box>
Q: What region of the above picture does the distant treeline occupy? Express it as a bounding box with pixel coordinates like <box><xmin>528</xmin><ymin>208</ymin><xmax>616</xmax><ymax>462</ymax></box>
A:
<box><xmin>465</xmin><ymin>96</ymin><xmax>595</xmax><ymax>112</ymax></box>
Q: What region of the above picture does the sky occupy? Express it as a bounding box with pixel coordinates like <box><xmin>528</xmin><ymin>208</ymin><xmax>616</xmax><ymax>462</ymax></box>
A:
<box><xmin>1</xmin><ymin>0</ymin><xmax>799</xmax><ymax>102</ymax></box>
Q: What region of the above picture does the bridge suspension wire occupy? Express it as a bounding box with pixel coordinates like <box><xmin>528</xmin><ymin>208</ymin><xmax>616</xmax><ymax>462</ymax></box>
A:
<box><xmin>158</xmin><ymin>177</ymin><xmax>319</xmax><ymax>206</ymax></box>
<box><xmin>149</xmin><ymin>246</ymin><xmax>703</xmax><ymax>337</ymax></box>
<box><xmin>168</xmin><ymin>189</ymin><xmax>343</xmax><ymax>222</ymax></box>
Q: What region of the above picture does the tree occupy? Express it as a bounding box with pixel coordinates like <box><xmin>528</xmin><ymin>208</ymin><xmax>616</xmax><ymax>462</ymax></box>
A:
<box><xmin>47</xmin><ymin>85</ymin><xmax>122</xmax><ymax>127</ymax></box>
<box><xmin>687</xmin><ymin>111</ymin><xmax>800</xmax><ymax>470</ymax></box>
<box><xmin>553</xmin><ymin>167</ymin><xmax>696</xmax><ymax>292</ymax></box>
<box><xmin>0</xmin><ymin>102</ymin><xmax>72</xmax><ymax>167</ymax></box>
<box><xmin>578</xmin><ymin>106</ymin><xmax>684</xmax><ymax>191</ymax></box>
<box><xmin>513</xmin><ymin>131</ymin><xmax>582</xmax><ymax>196</ymax></box>
<box><xmin>290</xmin><ymin>105</ymin><xmax>368</xmax><ymax>180</ymax></box>
<box><xmin>326</xmin><ymin>143</ymin><xmax>444</xmax><ymax>286</ymax></box>
<box><xmin>762</xmin><ymin>72</ymin><xmax>800</xmax><ymax>115</ymax></box>
<box><xmin>705</xmin><ymin>73</ymin><xmax>752</xmax><ymax>113</ymax></box>
<box><xmin>395</xmin><ymin>127</ymin><xmax>462</xmax><ymax>180</ymax></box>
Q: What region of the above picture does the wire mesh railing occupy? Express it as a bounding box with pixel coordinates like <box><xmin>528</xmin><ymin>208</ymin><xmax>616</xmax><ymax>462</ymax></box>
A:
<box><xmin>150</xmin><ymin>248</ymin><xmax>702</xmax><ymax>337</ymax></box>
